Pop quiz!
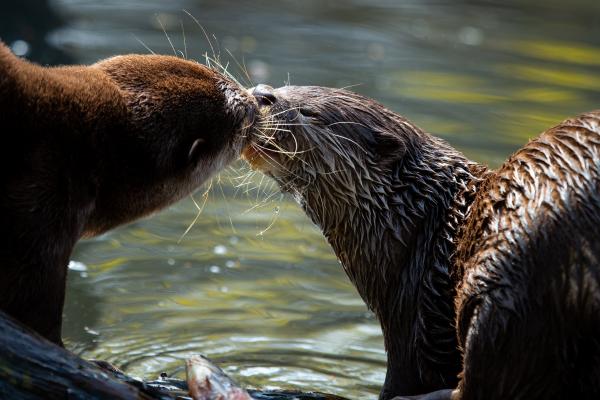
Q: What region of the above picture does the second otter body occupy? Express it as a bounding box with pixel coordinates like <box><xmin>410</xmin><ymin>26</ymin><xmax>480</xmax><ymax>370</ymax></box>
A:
<box><xmin>0</xmin><ymin>44</ymin><xmax>256</xmax><ymax>345</ymax></box>
<box><xmin>244</xmin><ymin>85</ymin><xmax>600</xmax><ymax>399</ymax></box>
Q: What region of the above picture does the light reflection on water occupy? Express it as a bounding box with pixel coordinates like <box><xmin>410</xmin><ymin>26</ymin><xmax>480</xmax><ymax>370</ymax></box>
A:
<box><xmin>5</xmin><ymin>0</ymin><xmax>600</xmax><ymax>398</ymax></box>
<box><xmin>64</xmin><ymin>192</ymin><xmax>385</xmax><ymax>397</ymax></box>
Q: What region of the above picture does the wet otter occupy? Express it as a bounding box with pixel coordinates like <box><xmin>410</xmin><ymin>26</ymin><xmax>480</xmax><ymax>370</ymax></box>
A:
<box><xmin>243</xmin><ymin>85</ymin><xmax>600</xmax><ymax>399</ymax></box>
<box><xmin>0</xmin><ymin>42</ymin><xmax>256</xmax><ymax>345</ymax></box>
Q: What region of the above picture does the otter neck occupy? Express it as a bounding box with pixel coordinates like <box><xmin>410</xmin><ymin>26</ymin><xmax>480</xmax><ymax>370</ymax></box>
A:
<box><xmin>300</xmin><ymin>134</ymin><xmax>486</xmax><ymax>389</ymax></box>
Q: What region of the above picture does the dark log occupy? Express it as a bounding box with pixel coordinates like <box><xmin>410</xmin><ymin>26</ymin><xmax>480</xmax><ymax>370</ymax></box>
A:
<box><xmin>0</xmin><ymin>311</ymin><xmax>348</xmax><ymax>400</ymax></box>
<box><xmin>0</xmin><ymin>310</ymin><xmax>174</xmax><ymax>399</ymax></box>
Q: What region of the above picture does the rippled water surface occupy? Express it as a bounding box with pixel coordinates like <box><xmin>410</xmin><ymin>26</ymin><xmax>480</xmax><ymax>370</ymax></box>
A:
<box><xmin>4</xmin><ymin>0</ymin><xmax>600</xmax><ymax>398</ymax></box>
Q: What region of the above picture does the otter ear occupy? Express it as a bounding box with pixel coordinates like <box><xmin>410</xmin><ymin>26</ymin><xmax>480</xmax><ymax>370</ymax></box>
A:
<box><xmin>188</xmin><ymin>138</ymin><xmax>206</xmax><ymax>163</ymax></box>
<box><xmin>374</xmin><ymin>132</ymin><xmax>405</xmax><ymax>163</ymax></box>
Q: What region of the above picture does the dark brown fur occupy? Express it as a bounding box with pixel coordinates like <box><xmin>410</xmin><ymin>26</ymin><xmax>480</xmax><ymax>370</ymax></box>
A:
<box><xmin>0</xmin><ymin>43</ymin><xmax>256</xmax><ymax>345</ymax></box>
<box><xmin>244</xmin><ymin>85</ymin><xmax>600</xmax><ymax>399</ymax></box>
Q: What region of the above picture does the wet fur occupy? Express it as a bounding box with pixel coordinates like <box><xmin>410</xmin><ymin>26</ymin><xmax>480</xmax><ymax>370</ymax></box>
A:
<box><xmin>245</xmin><ymin>86</ymin><xmax>600</xmax><ymax>399</ymax></box>
<box><xmin>0</xmin><ymin>42</ymin><xmax>255</xmax><ymax>345</ymax></box>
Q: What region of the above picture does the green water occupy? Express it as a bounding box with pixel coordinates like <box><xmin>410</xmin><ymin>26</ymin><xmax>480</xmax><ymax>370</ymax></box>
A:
<box><xmin>4</xmin><ymin>0</ymin><xmax>600</xmax><ymax>398</ymax></box>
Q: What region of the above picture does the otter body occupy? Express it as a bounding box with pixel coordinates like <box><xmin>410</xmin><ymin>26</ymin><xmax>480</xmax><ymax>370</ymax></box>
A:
<box><xmin>454</xmin><ymin>114</ymin><xmax>600</xmax><ymax>399</ymax></box>
<box><xmin>244</xmin><ymin>85</ymin><xmax>600</xmax><ymax>399</ymax></box>
<box><xmin>0</xmin><ymin>43</ymin><xmax>256</xmax><ymax>345</ymax></box>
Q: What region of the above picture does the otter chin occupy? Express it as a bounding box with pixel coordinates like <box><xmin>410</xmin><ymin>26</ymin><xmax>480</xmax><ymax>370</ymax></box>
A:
<box><xmin>243</xmin><ymin>84</ymin><xmax>600</xmax><ymax>400</ymax></box>
<box><xmin>0</xmin><ymin>42</ymin><xmax>257</xmax><ymax>345</ymax></box>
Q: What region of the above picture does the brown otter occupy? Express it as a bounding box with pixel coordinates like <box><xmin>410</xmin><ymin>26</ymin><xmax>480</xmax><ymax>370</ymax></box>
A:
<box><xmin>0</xmin><ymin>42</ymin><xmax>256</xmax><ymax>346</ymax></box>
<box><xmin>243</xmin><ymin>85</ymin><xmax>600</xmax><ymax>400</ymax></box>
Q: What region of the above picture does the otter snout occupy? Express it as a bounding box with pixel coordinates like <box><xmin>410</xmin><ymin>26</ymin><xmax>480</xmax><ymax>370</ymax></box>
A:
<box><xmin>251</xmin><ymin>84</ymin><xmax>277</xmax><ymax>106</ymax></box>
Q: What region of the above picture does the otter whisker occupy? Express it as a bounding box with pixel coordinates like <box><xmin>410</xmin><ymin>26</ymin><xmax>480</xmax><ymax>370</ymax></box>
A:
<box><xmin>180</xmin><ymin>20</ymin><xmax>188</xmax><ymax>60</ymax></box>
<box><xmin>243</xmin><ymin>189</ymin><xmax>282</xmax><ymax>214</ymax></box>
<box><xmin>260</xmin><ymin>178</ymin><xmax>275</xmax><ymax>197</ymax></box>
<box><xmin>266</xmin><ymin>106</ymin><xmax>302</xmax><ymax>118</ymax></box>
<box><xmin>257</xmin><ymin>201</ymin><xmax>283</xmax><ymax>236</ymax></box>
<box><xmin>226</xmin><ymin>164</ymin><xmax>240</xmax><ymax>175</ymax></box>
<box><xmin>224</xmin><ymin>48</ymin><xmax>253</xmax><ymax>88</ymax></box>
<box><xmin>233</xmin><ymin>170</ymin><xmax>256</xmax><ymax>190</ymax></box>
<box><xmin>332</xmin><ymin>83</ymin><xmax>363</xmax><ymax>92</ymax></box>
<box><xmin>327</xmin><ymin>121</ymin><xmax>368</xmax><ymax>128</ymax></box>
<box><xmin>211</xmin><ymin>34</ymin><xmax>221</xmax><ymax>60</ymax></box>
<box><xmin>252</xmin><ymin>129</ymin><xmax>317</xmax><ymax>169</ymax></box>
<box><xmin>253</xmin><ymin>144</ymin><xmax>310</xmax><ymax>184</ymax></box>
<box><xmin>232</xmin><ymin>170</ymin><xmax>258</xmax><ymax>199</ymax></box>
<box><xmin>178</xmin><ymin>178</ymin><xmax>213</xmax><ymax>243</ymax></box>
<box><xmin>327</xmin><ymin>131</ymin><xmax>369</xmax><ymax>155</ymax></box>
<box><xmin>232</xmin><ymin>168</ymin><xmax>255</xmax><ymax>185</ymax></box>
<box><xmin>215</xmin><ymin>172</ymin><xmax>237</xmax><ymax>234</ymax></box>
<box><xmin>255</xmin><ymin>125</ymin><xmax>293</xmax><ymax>133</ymax></box>
<box><xmin>231</xmin><ymin>169</ymin><xmax>254</xmax><ymax>183</ymax></box>
<box><xmin>204</xmin><ymin>54</ymin><xmax>244</xmax><ymax>87</ymax></box>
<box><xmin>222</xmin><ymin>61</ymin><xmax>230</xmax><ymax>77</ymax></box>
<box><xmin>295</xmin><ymin>121</ymin><xmax>368</xmax><ymax>156</ymax></box>
<box><xmin>183</xmin><ymin>9</ymin><xmax>216</xmax><ymax>60</ymax></box>
<box><xmin>260</xmin><ymin>122</ymin><xmax>311</xmax><ymax>127</ymax></box>
<box><xmin>240</xmin><ymin>120</ymin><xmax>255</xmax><ymax>132</ymax></box>
<box><xmin>256</xmin><ymin>172</ymin><xmax>266</xmax><ymax>202</ymax></box>
<box><xmin>241</xmin><ymin>56</ymin><xmax>252</xmax><ymax>87</ymax></box>
<box><xmin>320</xmin><ymin>168</ymin><xmax>350</xmax><ymax>176</ymax></box>
<box><xmin>263</xmin><ymin>180</ymin><xmax>280</xmax><ymax>200</ymax></box>
<box><xmin>156</xmin><ymin>15</ymin><xmax>178</xmax><ymax>57</ymax></box>
<box><xmin>252</xmin><ymin>129</ymin><xmax>299</xmax><ymax>154</ymax></box>
<box><xmin>251</xmin><ymin>142</ymin><xmax>308</xmax><ymax>158</ymax></box>
<box><xmin>180</xmin><ymin>11</ymin><xmax>245</xmax><ymax>88</ymax></box>
<box><xmin>132</xmin><ymin>34</ymin><xmax>156</xmax><ymax>55</ymax></box>
<box><xmin>243</xmin><ymin>184</ymin><xmax>260</xmax><ymax>196</ymax></box>
<box><xmin>289</xmin><ymin>130</ymin><xmax>301</xmax><ymax>157</ymax></box>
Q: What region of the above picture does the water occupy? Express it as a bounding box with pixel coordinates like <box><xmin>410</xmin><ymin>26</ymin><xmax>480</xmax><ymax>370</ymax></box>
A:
<box><xmin>3</xmin><ymin>0</ymin><xmax>600</xmax><ymax>398</ymax></box>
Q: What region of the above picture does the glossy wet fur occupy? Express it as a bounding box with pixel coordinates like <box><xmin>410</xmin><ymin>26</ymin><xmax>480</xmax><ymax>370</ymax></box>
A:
<box><xmin>454</xmin><ymin>115</ymin><xmax>600</xmax><ymax>399</ymax></box>
<box><xmin>245</xmin><ymin>85</ymin><xmax>600</xmax><ymax>399</ymax></box>
<box><xmin>0</xmin><ymin>43</ymin><xmax>256</xmax><ymax>344</ymax></box>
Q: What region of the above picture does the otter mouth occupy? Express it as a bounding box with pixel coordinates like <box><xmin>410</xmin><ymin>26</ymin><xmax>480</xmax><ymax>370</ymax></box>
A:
<box><xmin>241</xmin><ymin>141</ymin><xmax>270</xmax><ymax>170</ymax></box>
<box><xmin>241</xmin><ymin>127</ymin><xmax>282</xmax><ymax>175</ymax></box>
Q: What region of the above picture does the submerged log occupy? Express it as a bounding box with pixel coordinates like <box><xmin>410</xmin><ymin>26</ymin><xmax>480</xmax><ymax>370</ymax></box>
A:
<box><xmin>0</xmin><ymin>310</ymin><xmax>169</xmax><ymax>399</ymax></box>
<box><xmin>0</xmin><ymin>311</ymin><xmax>348</xmax><ymax>400</ymax></box>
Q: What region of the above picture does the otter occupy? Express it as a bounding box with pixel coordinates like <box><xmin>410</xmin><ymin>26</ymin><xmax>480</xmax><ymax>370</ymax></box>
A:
<box><xmin>243</xmin><ymin>84</ymin><xmax>600</xmax><ymax>400</ymax></box>
<box><xmin>0</xmin><ymin>42</ymin><xmax>256</xmax><ymax>346</ymax></box>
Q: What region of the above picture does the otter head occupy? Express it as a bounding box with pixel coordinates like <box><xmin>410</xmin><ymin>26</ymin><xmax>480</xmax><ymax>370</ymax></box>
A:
<box><xmin>84</xmin><ymin>55</ymin><xmax>257</xmax><ymax>235</ymax></box>
<box><xmin>242</xmin><ymin>85</ymin><xmax>426</xmax><ymax>234</ymax></box>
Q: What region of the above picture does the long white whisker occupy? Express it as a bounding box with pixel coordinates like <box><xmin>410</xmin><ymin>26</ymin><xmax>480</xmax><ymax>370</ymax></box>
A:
<box><xmin>156</xmin><ymin>15</ymin><xmax>177</xmax><ymax>57</ymax></box>
<box><xmin>132</xmin><ymin>34</ymin><xmax>156</xmax><ymax>54</ymax></box>
<box><xmin>183</xmin><ymin>9</ymin><xmax>216</xmax><ymax>59</ymax></box>
<box><xmin>180</xmin><ymin>20</ymin><xmax>188</xmax><ymax>59</ymax></box>
<box><xmin>178</xmin><ymin>179</ymin><xmax>213</xmax><ymax>243</ymax></box>
<box><xmin>224</xmin><ymin>48</ymin><xmax>253</xmax><ymax>88</ymax></box>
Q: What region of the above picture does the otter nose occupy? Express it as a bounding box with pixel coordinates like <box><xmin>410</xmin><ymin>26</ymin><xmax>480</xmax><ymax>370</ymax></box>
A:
<box><xmin>251</xmin><ymin>84</ymin><xmax>277</xmax><ymax>106</ymax></box>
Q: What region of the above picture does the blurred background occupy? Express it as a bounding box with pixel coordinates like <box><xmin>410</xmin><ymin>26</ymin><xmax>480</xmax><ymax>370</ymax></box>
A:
<box><xmin>3</xmin><ymin>0</ymin><xmax>600</xmax><ymax>398</ymax></box>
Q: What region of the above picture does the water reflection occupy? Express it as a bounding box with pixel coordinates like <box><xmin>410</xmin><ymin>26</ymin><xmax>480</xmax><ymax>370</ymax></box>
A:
<box><xmin>4</xmin><ymin>0</ymin><xmax>600</xmax><ymax>398</ymax></box>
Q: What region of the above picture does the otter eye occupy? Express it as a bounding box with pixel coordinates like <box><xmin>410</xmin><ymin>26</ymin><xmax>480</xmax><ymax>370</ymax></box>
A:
<box><xmin>252</xmin><ymin>84</ymin><xmax>277</xmax><ymax>106</ymax></box>
<box><xmin>188</xmin><ymin>138</ymin><xmax>205</xmax><ymax>162</ymax></box>
<box><xmin>299</xmin><ymin>107</ymin><xmax>317</xmax><ymax>117</ymax></box>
